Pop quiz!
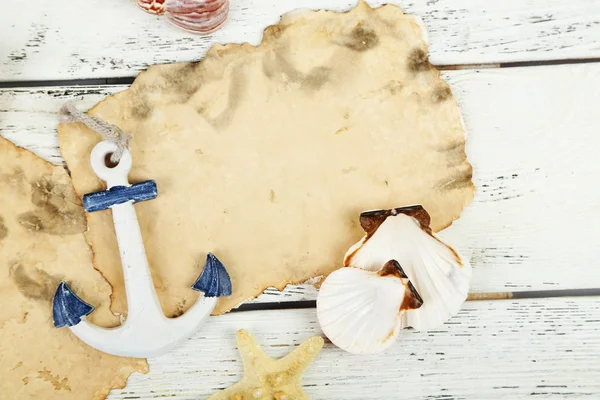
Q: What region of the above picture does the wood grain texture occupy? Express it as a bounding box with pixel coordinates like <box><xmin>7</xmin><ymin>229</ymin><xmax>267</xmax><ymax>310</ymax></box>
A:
<box><xmin>2</xmin><ymin>63</ymin><xmax>600</xmax><ymax>302</ymax></box>
<box><xmin>2</xmin><ymin>0</ymin><xmax>600</xmax><ymax>81</ymax></box>
<box><xmin>106</xmin><ymin>297</ymin><xmax>600</xmax><ymax>399</ymax></box>
<box><xmin>2</xmin><ymin>2</ymin><xmax>598</xmax><ymax>398</ymax></box>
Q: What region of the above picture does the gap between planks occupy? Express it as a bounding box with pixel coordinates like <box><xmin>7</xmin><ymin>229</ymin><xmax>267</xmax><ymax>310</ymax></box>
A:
<box><xmin>235</xmin><ymin>288</ymin><xmax>600</xmax><ymax>313</ymax></box>
<box><xmin>4</xmin><ymin>57</ymin><xmax>600</xmax><ymax>89</ymax></box>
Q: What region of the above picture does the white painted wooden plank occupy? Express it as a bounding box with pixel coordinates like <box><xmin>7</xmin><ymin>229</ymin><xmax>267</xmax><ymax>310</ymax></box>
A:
<box><xmin>2</xmin><ymin>0</ymin><xmax>600</xmax><ymax>81</ymax></box>
<box><xmin>107</xmin><ymin>297</ymin><xmax>600</xmax><ymax>399</ymax></box>
<box><xmin>255</xmin><ymin>285</ymin><xmax>318</xmax><ymax>304</ymax></box>
<box><xmin>442</xmin><ymin>62</ymin><xmax>600</xmax><ymax>293</ymax></box>
<box><xmin>2</xmin><ymin>63</ymin><xmax>599</xmax><ymax>302</ymax></box>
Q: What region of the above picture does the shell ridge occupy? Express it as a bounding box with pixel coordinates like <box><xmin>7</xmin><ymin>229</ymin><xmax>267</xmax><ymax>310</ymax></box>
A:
<box><xmin>317</xmin><ymin>265</ymin><xmax>407</xmax><ymax>354</ymax></box>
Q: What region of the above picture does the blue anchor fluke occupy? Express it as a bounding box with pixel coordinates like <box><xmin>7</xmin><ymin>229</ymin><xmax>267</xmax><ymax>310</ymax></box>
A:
<box><xmin>53</xmin><ymin>282</ymin><xmax>95</xmax><ymax>328</ymax></box>
<box><xmin>83</xmin><ymin>180</ymin><xmax>158</xmax><ymax>212</ymax></box>
<box><xmin>192</xmin><ymin>253</ymin><xmax>232</xmax><ymax>297</ymax></box>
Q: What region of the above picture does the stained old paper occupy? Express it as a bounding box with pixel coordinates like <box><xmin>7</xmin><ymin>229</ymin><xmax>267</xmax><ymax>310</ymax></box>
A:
<box><xmin>59</xmin><ymin>1</ymin><xmax>474</xmax><ymax>316</ymax></box>
<box><xmin>0</xmin><ymin>137</ymin><xmax>147</xmax><ymax>399</ymax></box>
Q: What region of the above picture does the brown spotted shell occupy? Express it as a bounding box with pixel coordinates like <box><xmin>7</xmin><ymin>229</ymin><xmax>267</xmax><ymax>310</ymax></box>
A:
<box><xmin>134</xmin><ymin>0</ymin><xmax>166</xmax><ymax>14</ymax></box>
<box><xmin>133</xmin><ymin>0</ymin><xmax>229</xmax><ymax>35</ymax></box>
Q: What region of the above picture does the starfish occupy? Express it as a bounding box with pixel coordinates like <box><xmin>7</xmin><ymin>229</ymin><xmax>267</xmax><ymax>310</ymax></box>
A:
<box><xmin>208</xmin><ymin>329</ymin><xmax>324</xmax><ymax>400</ymax></box>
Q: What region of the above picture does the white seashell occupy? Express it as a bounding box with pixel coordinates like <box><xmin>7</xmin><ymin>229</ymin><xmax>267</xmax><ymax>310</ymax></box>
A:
<box><xmin>317</xmin><ymin>261</ymin><xmax>423</xmax><ymax>354</ymax></box>
<box><xmin>344</xmin><ymin>205</ymin><xmax>471</xmax><ymax>331</ymax></box>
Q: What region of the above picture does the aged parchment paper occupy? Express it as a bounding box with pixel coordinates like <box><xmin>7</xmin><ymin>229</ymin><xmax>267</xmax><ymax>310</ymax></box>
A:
<box><xmin>59</xmin><ymin>1</ymin><xmax>474</xmax><ymax>316</ymax></box>
<box><xmin>0</xmin><ymin>137</ymin><xmax>147</xmax><ymax>399</ymax></box>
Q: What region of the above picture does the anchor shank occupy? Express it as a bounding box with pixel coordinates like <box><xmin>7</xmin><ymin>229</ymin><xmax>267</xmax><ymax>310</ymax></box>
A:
<box><xmin>111</xmin><ymin>200</ymin><xmax>164</xmax><ymax>321</ymax></box>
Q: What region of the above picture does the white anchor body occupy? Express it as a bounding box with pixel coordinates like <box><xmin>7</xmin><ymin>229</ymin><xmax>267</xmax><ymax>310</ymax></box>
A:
<box><xmin>53</xmin><ymin>141</ymin><xmax>231</xmax><ymax>358</ymax></box>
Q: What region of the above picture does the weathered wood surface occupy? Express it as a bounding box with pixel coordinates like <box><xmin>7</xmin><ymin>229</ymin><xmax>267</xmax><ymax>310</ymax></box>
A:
<box><xmin>2</xmin><ymin>1</ymin><xmax>600</xmax><ymax>399</ymax></box>
<box><xmin>2</xmin><ymin>63</ymin><xmax>599</xmax><ymax>303</ymax></box>
<box><xmin>2</xmin><ymin>0</ymin><xmax>600</xmax><ymax>81</ymax></box>
<box><xmin>106</xmin><ymin>297</ymin><xmax>600</xmax><ymax>399</ymax></box>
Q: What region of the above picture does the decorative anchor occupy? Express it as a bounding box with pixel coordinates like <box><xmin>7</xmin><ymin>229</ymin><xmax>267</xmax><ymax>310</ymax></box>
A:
<box><xmin>52</xmin><ymin>141</ymin><xmax>232</xmax><ymax>358</ymax></box>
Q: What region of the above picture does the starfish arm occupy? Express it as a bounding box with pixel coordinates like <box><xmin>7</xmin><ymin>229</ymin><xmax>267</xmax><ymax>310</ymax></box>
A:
<box><xmin>237</xmin><ymin>329</ymin><xmax>270</xmax><ymax>364</ymax></box>
<box><xmin>279</xmin><ymin>336</ymin><xmax>325</xmax><ymax>376</ymax></box>
<box><xmin>237</xmin><ymin>329</ymin><xmax>274</xmax><ymax>380</ymax></box>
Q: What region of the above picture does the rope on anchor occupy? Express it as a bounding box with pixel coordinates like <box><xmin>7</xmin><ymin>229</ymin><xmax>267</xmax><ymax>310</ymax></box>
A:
<box><xmin>58</xmin><ymin>102</ymin><xmax>132</xmax><ymax>163</ymax></box>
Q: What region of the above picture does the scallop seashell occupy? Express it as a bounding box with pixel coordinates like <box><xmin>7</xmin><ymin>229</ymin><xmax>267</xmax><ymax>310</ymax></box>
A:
<box><xmin>132</xmin><ymin>0</ymin><xmax>229</xmax><ymax>35</ymax></box>
<box><xmin>345</xmin><ymin>205</ymin><xmax>471</xmax><ymax>331</ymax></box>
<box><xmin>317</xmin><ymin>261</ymin><xmax>423</xmax><ymax>354</ymax></box>
<box><xmin>165</xmin><ymin>0</ymin><xmax>229</xmax><ymax>34</ymax></box>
